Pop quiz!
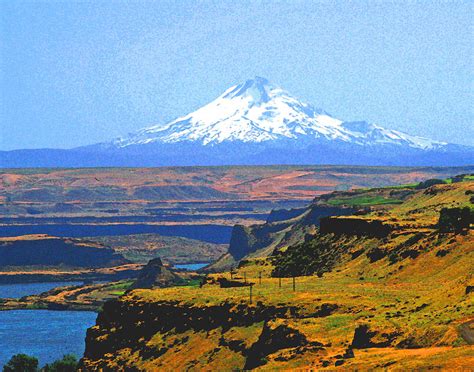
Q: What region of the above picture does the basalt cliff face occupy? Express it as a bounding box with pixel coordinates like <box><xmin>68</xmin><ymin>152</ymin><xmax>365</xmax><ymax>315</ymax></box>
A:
<box><xmin>206</xmin><ymin>201</ymin><xmax>363</xmax><ymax>272</ymax></box>
<box><xmin>0</xmin><ymin>235</ymin><xmax>136</xmax><ymax>285</ymax></box>
<box><xmin>319</xmin><ymin>216</ymin><xmax>393</xmax><ymax>238</ymax></box>
<box><xmin>80</xmin><ymin>295</ymin><xmax>326</xmax><ymax>371</ymax></box>
<box><xmin>0</xmin><ymin>235</ymin><xmax>129</xmax><ymax>268</ymax></box>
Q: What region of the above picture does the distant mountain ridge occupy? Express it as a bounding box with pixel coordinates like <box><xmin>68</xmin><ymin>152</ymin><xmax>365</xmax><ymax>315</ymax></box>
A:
<box><xmin>1</xmin><ymin>77</ymin><xmax>473</xmax><ymax>167</ymax></box>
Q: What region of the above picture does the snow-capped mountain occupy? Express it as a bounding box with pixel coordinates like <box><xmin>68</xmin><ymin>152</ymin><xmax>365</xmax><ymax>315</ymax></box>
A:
<box><xmin>113</xmin><ymin>77</ymin><xmax>444</xmax><ymax>150</ymax></box>
<box><xmin>1</xmin><ymin>77</ymin><xmax>472</xmax><ymax>167</ymax></box>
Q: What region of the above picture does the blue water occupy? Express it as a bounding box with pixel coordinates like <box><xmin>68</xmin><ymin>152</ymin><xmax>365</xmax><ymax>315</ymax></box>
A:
<box><xmin>0</xmin><ymin>282</ymin><xmax>82</xmax><ymax>299</ymax></box>
<box><xmin>174</xmin><ymin>263</ymin><xmax>209</xmax><ymax>271</ymax></box>
<box><xmin>0</xmin><ymin>310</ymin><xmax>97</xmax><ymax>367</ymax></box>
<box><xmin>0</xmin><ymin>223</ymin><xmax>233</xmax><ymax>244</ymax></box>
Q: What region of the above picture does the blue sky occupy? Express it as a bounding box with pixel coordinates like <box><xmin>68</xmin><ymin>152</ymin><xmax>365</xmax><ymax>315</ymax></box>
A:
<box><xmin>1</xmin><ymin>0</ymin><xmax>472</xmax><ymax>150</ymax></box>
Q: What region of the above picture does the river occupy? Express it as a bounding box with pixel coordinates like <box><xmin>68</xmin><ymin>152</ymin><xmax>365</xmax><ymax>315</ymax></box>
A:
<box><xmin>0</xmin><ymin>282</ymin><xmax>83</xmax><ymax>299</ymax></box>
<box><xmin>0</xmin><ymin>310</ymin><xmax>97</xmax><ymax>368</ymax></box>
<box><xmin>0</xmin><ymin>223</ymin><xmax>233</xmax><ymax>244</ymax></box>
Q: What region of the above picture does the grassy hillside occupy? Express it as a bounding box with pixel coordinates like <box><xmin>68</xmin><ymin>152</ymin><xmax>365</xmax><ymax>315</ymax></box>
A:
<box><xmin>80</xmin><ymin>177</ymin><xmax>474</xmax><ymax>370</ymax></box>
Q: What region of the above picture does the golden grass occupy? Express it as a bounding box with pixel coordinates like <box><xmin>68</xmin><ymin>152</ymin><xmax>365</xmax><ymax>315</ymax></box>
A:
<box><xmin>118</xmin><ymin>227</ymin><xmax>472</xmax><ymax>367</ymax></box>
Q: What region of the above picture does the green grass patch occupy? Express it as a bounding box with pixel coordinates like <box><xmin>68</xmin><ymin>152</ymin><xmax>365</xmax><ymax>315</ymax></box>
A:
<box><xmin>386</xmin><ymin>183</ymin><xmax>418</xmax><ymax>189</ymax></box>
<box><xmin>327</xmin><ymin>195</ymin><xmax>404</xmax><ymax>206</ymax></box>
<box><xmin>323</xmin><ymin>314</ymin><xmax>354</xmax><ymax>331</ymax></box>
<box><xmin>110</xmin><ymin>291</ymin><xmax>126</xmax><ymax>296</ymax></box>
<box><xmin>106</xmin><ymin>281</ymin><xmax>134</xmax><ymax>291</ymax></box>
<box><xmin>25</xmin><ymin>303</ymin><xmax>48</xmax><ymax>310</ymax></box>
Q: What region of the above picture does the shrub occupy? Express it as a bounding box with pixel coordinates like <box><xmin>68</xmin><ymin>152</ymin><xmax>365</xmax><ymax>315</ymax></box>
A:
<box><xmin>438</xmin><ymin>207</ymin><xmax>472</xmax><ymax>233</ymax></box>
<box><xmin>415</xmin><ymin>179</ymin><xmax>445</xmax><ymax>189</ymax></box>
<box><xmin>3</xmin><ymin>354</ymin><xmax>38</xmax><ymax>372</ymax></box>
<box><xmin>42</xmin><ymin>354</ymin><xmax>78</xmax><ymax>372</ymax></box>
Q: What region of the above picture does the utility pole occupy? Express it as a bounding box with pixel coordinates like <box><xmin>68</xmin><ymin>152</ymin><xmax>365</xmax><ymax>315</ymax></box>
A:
<box><xmin>279</xmin><ymin>277</ymin><xmax>281</xmax><ymax>288</ymax></box>
<box><xmin>244</xmin><ymin>272</ymin><xmax>247</xmax><ymax>284</ymax></box>
<box><xmin>249</xmin><ymin>283</ymin><xmax>254</xmax><ymax>304</ymax></box>
<box><xmin>292</xmin><ymin>276</ymin><xmax>296</xmax><ymax>292</ymax></box>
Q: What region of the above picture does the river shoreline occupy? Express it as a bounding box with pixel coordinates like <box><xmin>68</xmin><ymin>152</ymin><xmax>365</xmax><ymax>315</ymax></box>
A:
<box><xmin>0</xmin><ymin>262</ymin><xmax>207</xmax><ymax>312</ymax></box>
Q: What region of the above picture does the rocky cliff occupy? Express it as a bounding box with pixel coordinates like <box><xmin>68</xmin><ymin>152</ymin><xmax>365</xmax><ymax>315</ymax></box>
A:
<box><xmin>80</xmin><ymin>294</ymin><xmax>333</xmax><ymax>370</ymax></box>
<box><xmin>319</xmin><ymin>216</ymin><xmax>393</xmax><ymax>238</ymax></box>
<box><xmin>129</xmin><ymin>258</ymin><xmax>184</xmax><ymax>289</ymax></box>
<box><xmin>207</xmin><ymin>203</ymin><xmax>360</xmax><ymax>272</ymax></box>
<box><xmin>0</xmin><ymin>235</ymin><xmax>129</xmax><ymax>268</ymax></box>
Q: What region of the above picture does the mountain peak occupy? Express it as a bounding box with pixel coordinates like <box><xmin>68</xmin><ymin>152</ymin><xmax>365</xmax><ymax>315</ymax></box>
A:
<box><xmin>248</xmin><ymin>76</ymin><xmax>270</xmax><ymax>86</ymax></box>
<box><xmin>114</xmin><ymin>78</ymin><xmax>445</xmax><ymax>150</ymax></box>
<box><xmin>222</xmin><ymin>76</ymin><xmax>274</xmax><ymax>103</ymax></box>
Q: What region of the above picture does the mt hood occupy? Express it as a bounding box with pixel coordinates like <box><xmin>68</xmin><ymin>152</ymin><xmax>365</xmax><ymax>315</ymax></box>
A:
<box><xmin>1</xmin><ymin>77</ymin><xmax>472</xmax><ymax>167</ymax></box>
<box><xmin>114</xmin><ymin>76</ymin><xmax>442</xmax><ymax>150</ymax></box>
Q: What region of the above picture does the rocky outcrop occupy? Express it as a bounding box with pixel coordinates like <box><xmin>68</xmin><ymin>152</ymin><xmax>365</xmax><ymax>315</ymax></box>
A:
<box><xmin>266</xmin><ymin>207</ymin><xmax>306</xmax><ymax>223</ymax></box>
<box><xmin>351</xmin><ymin>324</ymin><xmax>400</xmax><ymax>348</ymax></box>
<box><xmin>301</xmin><ymin>205</ymin><xmax>359</xmax><ymax>225</ymax></box>
<box><xmin>319</xmin><ymin>217</ymin><xmax>393</xmax><ymax>238</ymax></box>
<box><xmin>228</xmin><ymin>222</ymin><xmax>293</xmax><ymax>261</ymax></box>
<box><xmin>215</xmin><ymin>277</ymin><xmax>251</xmax><ymax>288</ymax></box>
<box><xmin>244</xmin><ymin>322</ymin><xmax>321</xmax><ymax>369</ymax></box>
<box><xmin>129</xmin><ymin>258</ymin><xmax>183</xmax><ymax>289</ymax></box>
<box><xmin>221</xmin><ymin>204</ymin><xmax>358</xmax><ymax>267</ymax></box>
<box><xmin>206</xmin><ymin>221</ymin><xmax>295</xmax><ymax>272</ymax></box>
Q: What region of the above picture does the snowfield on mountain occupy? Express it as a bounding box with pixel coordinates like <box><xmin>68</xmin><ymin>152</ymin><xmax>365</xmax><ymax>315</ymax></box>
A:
<box><xmin>114</xmin><ymin>77</ymin><xmax>444</xmax><ymax>150</ymax></box>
